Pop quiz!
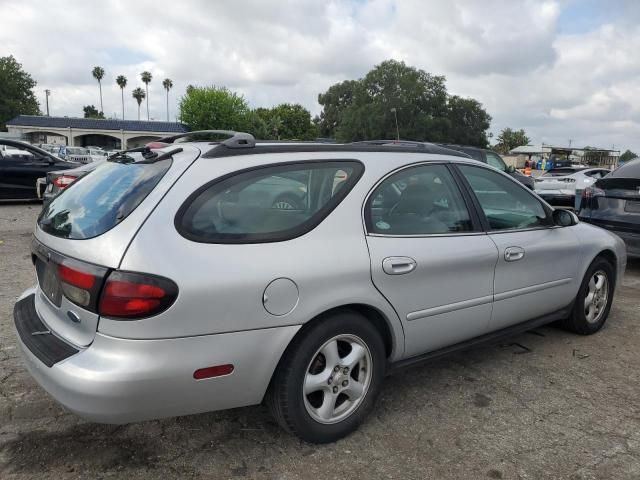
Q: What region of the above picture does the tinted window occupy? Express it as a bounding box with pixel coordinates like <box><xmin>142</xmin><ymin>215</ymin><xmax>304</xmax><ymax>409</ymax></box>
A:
<box><xmin>178</xmin><ymin>161</ymin><xmax>363</xmax><ymax>243</ymax></box>
<box><xmin>459</xmin><ymin>165</ymin><xmax>551</xmax><ymax>231</ymax></box>
<box><xmin>366</xmin><ymin>164</ymin><xmax>473</xmax><ymax>235</ymax></box>
<box><xmin>39</xmin><ymin>159</ymin><xmax>171</xmax><ymax>239</ymax></box>
<box><xmin>485</xmin><ymin>152</ymin><xmax>507</xmax><ymax>172</ymax></box>
<box><xmin>611</xmin><ymin>159</ymin><xmax>640</xmax><ymax>178</ymax></box>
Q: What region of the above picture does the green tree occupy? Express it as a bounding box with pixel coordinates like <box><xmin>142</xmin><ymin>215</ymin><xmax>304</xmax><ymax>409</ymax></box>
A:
<box><xmin>316</xmin><ymin>80</ymin><xmax>358</xmax><ymax>137</ymax></box>
<box><xmin>132</xmin><ymin>87</ymin><xmax>146</xmax><ymax>120</ymax></box>
<box><xmin>269</xmin><ymin>103</ymin><xmax>317</xmax><ymax>140</ymax></box>
<box><xmin>495</xmin><ymin>128</ymin><xmax>530</xmax><ymax>153</ymax></box>
<box><xmin>162</xmin><ymin>78</ymin><xmax>173</xmax><ymax>121</ymax></box>
<box><xmin>619</xmin><ymin>149</ymin><xmax>638</xmax><ymax>163</ymax></box>
<box><xmin>446</xmin><ymin>96</ymin><xmax>492</xmax><ymax>147</ymax></box>
<box><xmin>0</xmin><ymin>55</ymin><xmax>40</xmax><ymax>130</ymax></box>
<box><xmin>92</xmin><ymin>66</ymin><xmax>105</xmax><ymax>114</ymax></box>
<box><xmin>328</xmin><ymin>60</ymin><xmax>450</xmax><ymax>142</ymax></box>
<box><xmin>116</xmin><ymin>75</ymin><xmax>127</xmax><ymax>120</ymax></box>
<box><xmin>179</xmin><ymin>85</ymin><xmax>249</xmax><ymax>131</ymax></box>
<box><xmin>83</xmin><ymin>105</ymin><xmax>105</xmax><ymax>119</ymax></box>
<box><xmin>140</xmin><ymin>71</ymin><xmax>152</xmax><ymax>120</ymax></box>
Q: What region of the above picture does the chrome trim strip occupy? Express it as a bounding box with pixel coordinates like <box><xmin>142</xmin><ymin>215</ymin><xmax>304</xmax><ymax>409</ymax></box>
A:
<box><xmin>407</xmin><ymin>294</ymin><xmax>493</xmax><ymax>321</ymax></box>
<box><xmin>494</xmin><ymin>278</ymin><xmax>573</xmax><ymax>302</ymax></box>
<box><xmin>367</xmin><ymin>231</ymin><xmax>488</xmax><ymax>238</ymax></box>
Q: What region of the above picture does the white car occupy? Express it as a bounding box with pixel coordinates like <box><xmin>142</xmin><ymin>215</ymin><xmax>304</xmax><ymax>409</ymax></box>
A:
<box><xmin>535</xmin><ymin>167</ymin><xmax>611</xmax><ymax>208</ymax></box>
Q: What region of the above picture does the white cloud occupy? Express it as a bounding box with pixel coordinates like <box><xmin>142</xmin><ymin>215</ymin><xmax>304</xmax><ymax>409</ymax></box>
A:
<box><xmin>1</xmin><ymin>0</ymin><xmax>639</xmax><ymax>151</ymax></box>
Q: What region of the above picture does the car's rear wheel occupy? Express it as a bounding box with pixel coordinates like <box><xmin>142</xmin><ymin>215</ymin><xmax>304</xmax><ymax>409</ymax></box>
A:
<box><xmin>561</xmin><ymin>257</ymin><xmax>614</xmax><ymax>335</ymax></box>
<box><xmin>267</xmin><ymin>311</ymin><xmax>385</xmax><ymax>443</ymax></box>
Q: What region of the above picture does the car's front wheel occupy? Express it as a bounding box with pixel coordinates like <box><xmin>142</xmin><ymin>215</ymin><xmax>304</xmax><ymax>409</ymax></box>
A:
<box><xmin>561</xmin><ymin>257</ymin><xmax>615</xmax><ymax>335</ymax></box>
<box><xmin>267</xmin><ymin>311</ymin><xmax>386</xmax><ymax>443</ymax></box>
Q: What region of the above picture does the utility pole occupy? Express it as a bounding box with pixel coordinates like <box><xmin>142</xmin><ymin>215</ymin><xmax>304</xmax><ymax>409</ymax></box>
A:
<box><xmin>45</xmin><ymin>89</ymin><xmax>51</xmax><ymax>116</ymax></box>
<box><xmin>390</xmin><ymin>108</ymin><xmax>400</xmax><ymax>141</ymax></box>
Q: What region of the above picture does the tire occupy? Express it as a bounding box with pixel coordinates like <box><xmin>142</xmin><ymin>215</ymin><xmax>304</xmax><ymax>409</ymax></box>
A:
<box><xmin>561</xmin><ymin>257</ymin><xmax>615</xmax><ymax>335</ymax></box>
<box><xmin>266</xmin><ymin>310</ymin><xmax>386</xmax><ymax>443</ymax></box>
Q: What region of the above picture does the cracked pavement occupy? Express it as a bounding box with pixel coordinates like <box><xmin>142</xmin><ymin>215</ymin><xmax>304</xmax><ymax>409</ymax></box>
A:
<box><xmin>1</xmin><ymin>203</ymin><xmax>639</xmax><ymax>479</ymax></box>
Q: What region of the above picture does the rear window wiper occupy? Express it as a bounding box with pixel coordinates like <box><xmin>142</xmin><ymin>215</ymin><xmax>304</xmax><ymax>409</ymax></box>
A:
<box><xmin>108</xmin><ymin>146</ymin><xmax>183</xmax><ymax>164</ymax></box>
<box><xmin>138</xmin><ymin>147</ymin><xmax>183</xmax><ymax>164</ymax></box>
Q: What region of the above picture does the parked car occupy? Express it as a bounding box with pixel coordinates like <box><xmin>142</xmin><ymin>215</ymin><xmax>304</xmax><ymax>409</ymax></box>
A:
<box><xmin>535</xmin><ymin>166</ymin><xmax>611</xmax><ymax>208</ymax></box>
<box><xmin>41</xmin><ymin>160</ymin><xmax>103</xmax><ymax>206</ymax></box>
<box><xmin>0</xmin><ymin>140</ymin><xmax>78</xmax><ymax>200</ymax></box>
<box><xmin>437</xmin><ymin>144</ymin><xmax>535</xmax><ymax>190</ymax></box>
<box><xmin>579</xmin><ymin>159</ymin><xmax>640</xmax><ymax>257</ymax></box>
<box><xmin>14</xmin><ymin>131</ymin><xmax>626</xmax><ymax>443</ymax></box>
<box><xmin>57</xmin><ymin>146</ymin><xmax>106</xmax><ymax>164</ymax></box>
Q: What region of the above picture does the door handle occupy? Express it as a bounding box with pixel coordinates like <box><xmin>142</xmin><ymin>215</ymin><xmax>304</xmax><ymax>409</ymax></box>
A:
<box><xmin>504</xmin><ymin>246</ymin><xmax>525</xmax><ymax>262</ymax></box>
<box><xmin>382</xmin><ymin>256</ymin><xmax>417</xmax><ymax>275</ymax></box>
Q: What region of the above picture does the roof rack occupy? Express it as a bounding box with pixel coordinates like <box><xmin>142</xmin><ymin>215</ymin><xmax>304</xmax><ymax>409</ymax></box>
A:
<box><xmin>157</xmin><ymin>130</ymin><xmax>256</xmax><ymax>149</ymax></box>
<box><xmin>350</xmin><ymin>140</ymin><xmax>429</xmax><ymax>148</ymax></box>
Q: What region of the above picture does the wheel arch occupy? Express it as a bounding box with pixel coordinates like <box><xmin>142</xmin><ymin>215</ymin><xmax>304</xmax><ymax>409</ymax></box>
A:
<box><xmin>263</xmin><ymin>303</ymin><xmax>399</xmax><ymax>402</ymax></box>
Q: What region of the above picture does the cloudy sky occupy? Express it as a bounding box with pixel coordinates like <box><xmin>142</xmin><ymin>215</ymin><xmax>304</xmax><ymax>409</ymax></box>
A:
<box><xmin>1</xmin><ymin>0</ymin><xmax>639</xmax><ymax>151</ymax></box>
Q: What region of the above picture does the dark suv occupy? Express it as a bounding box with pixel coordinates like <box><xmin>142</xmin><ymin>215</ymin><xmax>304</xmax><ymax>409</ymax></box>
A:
<box><xmin>437</xmin><ymin>144</ymin><xmax>535</xmax><ymax>190</ymax></box>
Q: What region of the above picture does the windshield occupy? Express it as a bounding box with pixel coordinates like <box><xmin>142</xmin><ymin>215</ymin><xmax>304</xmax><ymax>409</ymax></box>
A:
<box><xmin>38</xmin><ymin>159</ymin><xmax>172</xmax><ymax>239</ymax></box>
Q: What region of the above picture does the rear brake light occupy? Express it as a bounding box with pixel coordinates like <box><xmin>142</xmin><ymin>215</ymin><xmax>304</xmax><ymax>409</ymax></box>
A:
<box><xmin>99</xmin><ymin>271</ymin><xmax>178</xmax><ymax>319</ymax></box>
<box><xmin>52</xmin><ymin>175</ymin><xmax>78</xmax><ymax>189</ymax></box>
<box><xmin>145</xmin><ymin>141</ymin><xmax>170</xmax><ymax>149</ymax></box>
<box><xmin>583</xmin><ymin>186</ymin><xmax>605</xmax><ymax>198</ymax></box>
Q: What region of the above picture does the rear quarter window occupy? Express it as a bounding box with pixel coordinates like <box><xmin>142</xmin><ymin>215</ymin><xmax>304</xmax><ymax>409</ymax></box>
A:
<box><xmin>176</xmin><ymin>161</ymin><xmax>364</xmax><ymax>243</ymax></box>
<box><xmin>39</xmin><ymin>159</ymin><xmax>172</xmax><ymax>239</ymax></box>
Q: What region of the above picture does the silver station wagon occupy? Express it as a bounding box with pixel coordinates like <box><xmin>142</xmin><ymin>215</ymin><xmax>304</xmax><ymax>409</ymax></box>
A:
<box><xmin>14</xmin><ymin>131</ymin><xmax>626</xmax><ymax>443</ymax></box>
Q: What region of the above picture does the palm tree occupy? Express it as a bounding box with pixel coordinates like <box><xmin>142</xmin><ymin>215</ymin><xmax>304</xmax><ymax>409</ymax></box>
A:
<box><xmin>132</xmin><ymin>87</ymin><xmax>146</xmax><ymax>121</ymax></box>
<box><xmin>92</xmin><ymin>66</ymin><xmax>105</xmax><ymax>114</ymax></box>
<box><xmin>140</xmin><ymin>71</ymin><xmax>152</xmax><ymax>120</ymax></box>
<box><xmin>116</xmin><ymin>75</ymin><xmax>127</xmax><ymax>120</ymax></box>
<box><xmin>270</xmin><ymin>115</ymin><xmax>283</xmax><ymax>140</ymax></box>
<box><xmin>162</xmin><ymin>78</ymin><xmax>173</xmax><ymax>121</ymax></box>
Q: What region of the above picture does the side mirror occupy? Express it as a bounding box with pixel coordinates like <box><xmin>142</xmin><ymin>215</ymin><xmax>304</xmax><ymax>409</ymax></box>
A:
<box><xmin>506</xmin><ymin>165</ymin><xmax>516</xmax><ymax>173</ymax></box>
<box><xmin>553</xmin><ymin>209</ymin><xmax>578</xmax><ymax>227</ymax></box>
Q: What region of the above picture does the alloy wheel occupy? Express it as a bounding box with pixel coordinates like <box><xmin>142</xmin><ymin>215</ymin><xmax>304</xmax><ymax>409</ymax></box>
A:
<box><xmin>303</xmin><ymin>334</ymin><xmax>373</xmax><ymax>425</ymax></box>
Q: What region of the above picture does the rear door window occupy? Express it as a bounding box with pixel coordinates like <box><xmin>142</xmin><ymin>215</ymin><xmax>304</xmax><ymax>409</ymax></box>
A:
<box><xmin>38</xmin><ymin>159</ymin><xmax>172</xmax><ymax>239</ymax></box>
<box><xmin>177</xmin><ymin>161</ymin><xmax>363</xmax><ymax>243</ymax></box>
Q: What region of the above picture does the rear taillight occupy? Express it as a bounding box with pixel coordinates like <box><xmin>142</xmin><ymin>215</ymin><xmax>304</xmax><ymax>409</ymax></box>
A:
<box><xmin>57</xmin><ymin>261</ymin><xmax>104</xmax><ymax>309</ymax></box>
<box><xmin>583</xmin><ymin>186</ymin><xmax>605</xmax><ymax>199</ymax></box>
<box><xmin>99</xmin><ymin>271</ymin><xmax>178</xmax><ymax>319</ymax></box>
<box><xmin>52</xmin><ymin>175</ymin><xmax>78</xmax><ymax>189</ymax></box>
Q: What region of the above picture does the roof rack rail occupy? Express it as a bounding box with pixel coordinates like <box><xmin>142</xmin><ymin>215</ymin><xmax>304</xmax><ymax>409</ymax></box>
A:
<box><xmin>349</xmin><ymin>139</ymin><xmax>429</xmax><ymax>148</ymax></box>
<box><xmin>157</xmin><ymin>130</ymin><xmax>256</xmax><ymax>149</ymax></box>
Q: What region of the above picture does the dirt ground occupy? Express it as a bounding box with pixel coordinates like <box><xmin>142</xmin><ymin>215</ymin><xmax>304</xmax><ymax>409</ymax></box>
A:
<box><xmin>1</xmin><ymin>202</ymin><xmax>639</xmax><ymax>479</ymax></box>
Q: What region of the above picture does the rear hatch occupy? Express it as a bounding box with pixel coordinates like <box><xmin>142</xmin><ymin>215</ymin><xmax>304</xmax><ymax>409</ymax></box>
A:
<box><xmin>32</xmin><ymin>145</ymin><xmax>200</xmax><ymax>347</ymax></box>
<box><xmin>580</xmin><ymin>177</ymin><xmax>640</xmax><ymax>233</ymax></box>
<box><xmin>534</xmin><ymin>169</ymin><xmax>578</xmax><ymax>193</ymax></box>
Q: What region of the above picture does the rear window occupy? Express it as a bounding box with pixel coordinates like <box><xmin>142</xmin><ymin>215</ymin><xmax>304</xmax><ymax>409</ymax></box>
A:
<box><xmin>38</xmin><ymin>159</ymin><xmax>172</xmax><ymax>239</ymax></box>
<box><xmin>544</xmin><ymin>168</ymin><xmax>583</xmax><ymax>177</ymax></box>
<box><xmin>177</xmin><ymin>161</ymin><xmax>364</xmax><ymax>243</ymax></box>
<box><xmin>611</xmin><ymin>159</ymin><xmax>640</xmax><ymax>178</ymax></box>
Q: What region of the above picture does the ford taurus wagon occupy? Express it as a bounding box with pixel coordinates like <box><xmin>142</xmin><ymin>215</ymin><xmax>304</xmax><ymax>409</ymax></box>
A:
<box><xmin>14</xmin><ymin>131</ymin><xmax>626</xmax><ymax>443</ymax></box>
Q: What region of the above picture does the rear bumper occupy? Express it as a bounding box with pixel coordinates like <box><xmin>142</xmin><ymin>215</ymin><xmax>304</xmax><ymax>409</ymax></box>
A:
<box><xmin>537</xmin><ymin>193</ymin><xmax>575</xmax><ymax>208</ymax></box>
<box><xmin>14</xmin><ymin>292</ymin><xmax>300</xmax><ymax>424</ymax></box>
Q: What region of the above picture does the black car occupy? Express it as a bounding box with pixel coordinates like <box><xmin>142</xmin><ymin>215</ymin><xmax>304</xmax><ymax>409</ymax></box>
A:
<box><xmin>579</xmin><ymin>159</ymin><xmax>640</xmax><ymax>257</ymax></box>
<box><xmin>437</xmin><ymin>144</ymin><xmax>535</xmax><ymax>190</ymax></box>
<box><xmin>0</xmin><ymin>140</ymin><xmax>78</xmax><ymax>200</ymax></box>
